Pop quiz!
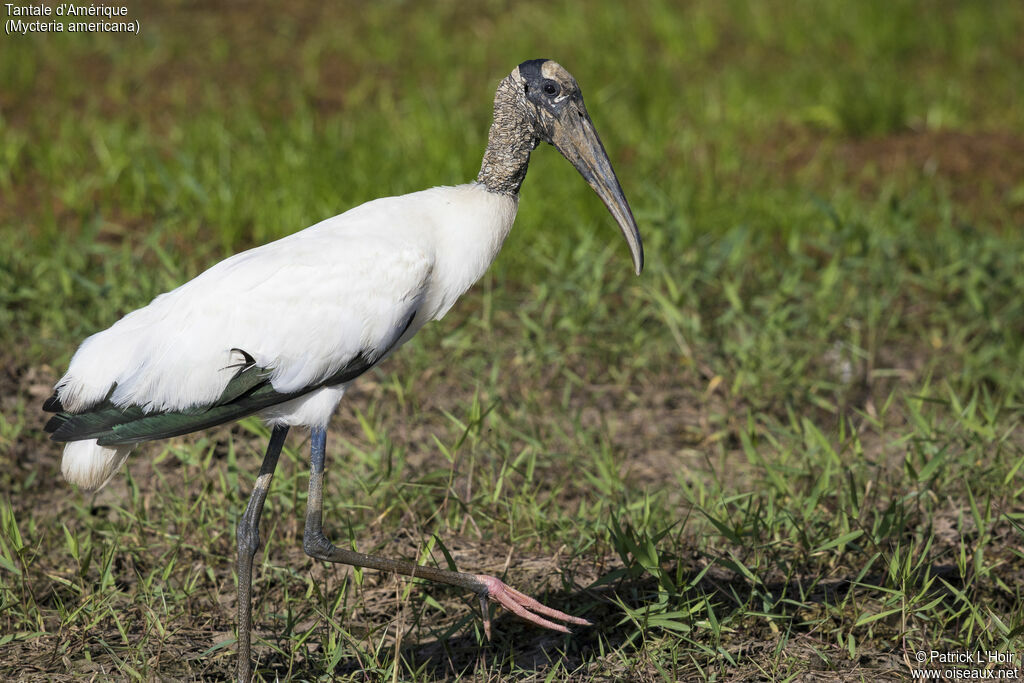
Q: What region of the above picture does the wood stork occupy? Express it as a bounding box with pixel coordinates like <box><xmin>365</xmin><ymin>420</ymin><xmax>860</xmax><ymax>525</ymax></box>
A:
<box><xmin>44</xmin><ymin>58</ymin><xmax>643</xmax><ymax>680</ymax></box>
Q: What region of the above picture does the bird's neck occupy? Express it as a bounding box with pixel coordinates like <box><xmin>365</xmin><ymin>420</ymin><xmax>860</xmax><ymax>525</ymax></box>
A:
<box><xmin>476</xmin><ymin>75</ymin><xmax>536</xmax><ymax>195</ymax></box>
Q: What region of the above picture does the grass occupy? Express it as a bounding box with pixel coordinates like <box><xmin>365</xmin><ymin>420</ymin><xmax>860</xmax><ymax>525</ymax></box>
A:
<box><xmin>2</xmin><ymin>0</ymin><xmax>1023</xmax><ymax>679</ymax></box>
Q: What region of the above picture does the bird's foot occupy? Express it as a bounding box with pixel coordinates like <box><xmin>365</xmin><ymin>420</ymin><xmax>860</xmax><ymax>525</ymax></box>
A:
<box><xmin>474</xmin><ymin>574</ymin><xmax>591</xmax><ymax>640</ymax></box>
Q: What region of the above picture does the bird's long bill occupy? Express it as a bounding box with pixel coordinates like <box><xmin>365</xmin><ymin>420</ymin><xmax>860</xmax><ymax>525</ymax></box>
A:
<box><xmin>550</xmin><ymin>107</ymin><xmax>644</xmax><ymax>275</ymax></box>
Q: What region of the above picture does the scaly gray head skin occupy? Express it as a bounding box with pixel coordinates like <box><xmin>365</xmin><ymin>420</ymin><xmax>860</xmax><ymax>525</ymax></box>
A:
<box><xmin>478</xmin><ymin>59</ymin><xmax>644</xmax><ymax>275</ymax></box>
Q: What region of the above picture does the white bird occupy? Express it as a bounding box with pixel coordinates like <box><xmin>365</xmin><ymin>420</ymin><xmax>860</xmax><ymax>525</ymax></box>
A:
<box><xmin>45</xmin><ymin>58</ymin><xmax>643</xmax><ymax>681</ymax></box>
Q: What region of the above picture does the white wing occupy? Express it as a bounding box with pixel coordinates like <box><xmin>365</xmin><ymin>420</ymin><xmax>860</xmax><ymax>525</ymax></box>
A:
<box><xmin>56</xmin><ymin>198</ymin><xmax>435</xmax><ymax>415</ymax></box>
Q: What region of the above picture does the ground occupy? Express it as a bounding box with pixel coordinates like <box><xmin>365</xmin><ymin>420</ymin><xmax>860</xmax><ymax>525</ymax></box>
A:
<box><xmin>1</xmin><ymin>1</ymin><xmax>1023</xmax><ymax>680</ymax></box>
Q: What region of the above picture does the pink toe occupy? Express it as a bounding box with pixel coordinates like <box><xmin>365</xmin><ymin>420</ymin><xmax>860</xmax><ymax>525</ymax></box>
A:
<box><xmin>474</xmin><ymin>574</ymin><xmax>591</xmax><ymax>632</ymax></box>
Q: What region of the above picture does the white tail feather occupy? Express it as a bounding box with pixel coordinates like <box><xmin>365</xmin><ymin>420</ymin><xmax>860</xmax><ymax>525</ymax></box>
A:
<box><xmin>61</xmin><ymin>440</ymin><xmax>133</xmax><ymax>492</ymax></box>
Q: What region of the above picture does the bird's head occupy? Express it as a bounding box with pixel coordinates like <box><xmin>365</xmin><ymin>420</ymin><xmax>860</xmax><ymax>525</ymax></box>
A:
<box><xmin>512</xmin><ymin>58</ymin><xmax>643</xmax><ymax>275</ymax></box>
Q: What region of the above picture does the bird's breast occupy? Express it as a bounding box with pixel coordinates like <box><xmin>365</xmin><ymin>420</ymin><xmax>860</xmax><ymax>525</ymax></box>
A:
<box><xmin>419</xmin><ymin>184</ymin><xmax>518</xmax><ymax>322</ymax></box>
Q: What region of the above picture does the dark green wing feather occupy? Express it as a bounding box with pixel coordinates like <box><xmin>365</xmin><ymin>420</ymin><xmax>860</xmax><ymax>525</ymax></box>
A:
<box><xmin>44</xmin><ymin>352</ymin><xmax>376</xmax><ymax>446</ymax></box>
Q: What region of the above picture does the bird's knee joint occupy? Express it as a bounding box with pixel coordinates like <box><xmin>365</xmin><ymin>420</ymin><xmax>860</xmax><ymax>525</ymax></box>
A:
<box><xmin>237</xmin><ymin>523</ymin><xmax>261</xmax><ymax>557</ymax></box>
<box><xmin>302</xmin><ymin>532</ymin><xmax>332</xmax><ymax>559</ymax></box>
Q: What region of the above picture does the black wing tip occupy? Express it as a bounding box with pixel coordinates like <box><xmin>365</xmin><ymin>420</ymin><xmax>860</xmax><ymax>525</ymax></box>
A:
<box><xmin>43</xmin><ymin>393</ymin><xmax>63</xmax><ymax>413</ymax></box>
<box><xmin>44</xmin><ymin>412</ymin><xmax>69</xmax><ymax>437</ymax></box>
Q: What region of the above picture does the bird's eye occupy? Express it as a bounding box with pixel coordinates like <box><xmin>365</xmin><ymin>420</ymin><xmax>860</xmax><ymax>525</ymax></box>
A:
<box><xmin>542</xmin><ymin>80</ymin><xmax>560</xmax><ymax>97</ymax></box>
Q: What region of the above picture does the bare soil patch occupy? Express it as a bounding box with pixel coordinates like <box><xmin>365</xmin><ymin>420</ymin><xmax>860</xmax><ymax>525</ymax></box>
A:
<box><xmin>753</xmin><ymin>128</ymin><xmax>1024</xmax><ymax>225</ymax></box>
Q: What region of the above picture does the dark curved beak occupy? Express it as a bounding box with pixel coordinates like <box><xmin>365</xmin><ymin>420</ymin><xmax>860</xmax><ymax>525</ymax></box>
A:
<box><xmin>548</xmin><ymin>103</ymin><xmax>644</xmax><ymax>275</ymax></box>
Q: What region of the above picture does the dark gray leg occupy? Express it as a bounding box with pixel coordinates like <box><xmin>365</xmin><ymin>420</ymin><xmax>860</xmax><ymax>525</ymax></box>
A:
<box><xmin>236</xmin><ymin>425</ymin><xmax>289</xmax><ymax>683</ymax></box>
<box><xmin>301</xmin><ymin>427</ymin><xmax>589</xmax><ymax>642</ymax></box>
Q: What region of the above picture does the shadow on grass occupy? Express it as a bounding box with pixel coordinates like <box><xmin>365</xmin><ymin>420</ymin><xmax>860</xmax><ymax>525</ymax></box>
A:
<box><xmin>248</xmin><ymin>577</ymin><xmax>638</xmax><ymax>680</ymax></box>
<box><xmin>247</xmin><ymin>558</ymin><xmax>967</xmax><ymax>679</ymax></box>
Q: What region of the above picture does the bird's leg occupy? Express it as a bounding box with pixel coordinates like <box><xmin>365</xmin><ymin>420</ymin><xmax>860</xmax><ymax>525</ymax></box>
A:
<box><xmin>236</xmin><ymin>424</ymin><xmax>289</xmax><ymax>683</ymax></box>
<box><xmin>301</xmin><ymin>427</ymin><xmax>590</xmax><ymax>640</ymax></box>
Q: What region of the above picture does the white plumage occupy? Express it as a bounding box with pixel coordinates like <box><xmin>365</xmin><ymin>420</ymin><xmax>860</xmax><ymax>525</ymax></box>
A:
<box><xmin>55</xmin><ymin>184</ymin><xmax>516</xmax><ymax>490</ymax></box>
